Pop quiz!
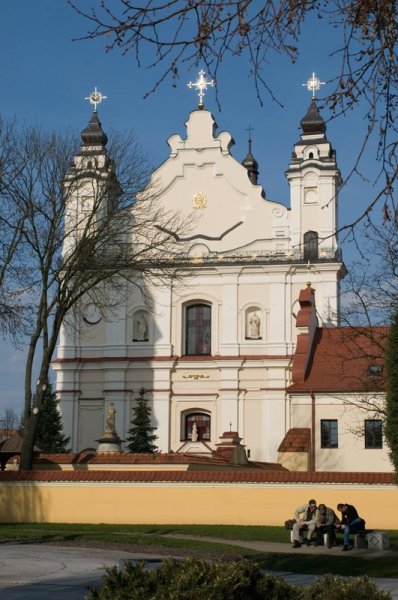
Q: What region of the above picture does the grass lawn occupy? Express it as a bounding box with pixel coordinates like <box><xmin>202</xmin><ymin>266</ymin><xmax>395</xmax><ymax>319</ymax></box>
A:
<box><xmin>0</xmin><ymin>523</ymin><xmax>397</xmax><ymax>578</ymax></box>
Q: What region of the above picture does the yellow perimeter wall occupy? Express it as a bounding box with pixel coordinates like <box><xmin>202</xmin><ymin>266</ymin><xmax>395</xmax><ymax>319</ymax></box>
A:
<box><xmin>1</xmin><ymin>482</ymin><xmax>397</xmax><ymax>529</ymax></box>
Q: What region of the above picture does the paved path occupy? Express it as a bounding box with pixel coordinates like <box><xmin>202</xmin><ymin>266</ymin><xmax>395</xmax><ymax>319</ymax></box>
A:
<box><xmin>0</xmin><ymin>540</ymin><xmax>397</xmax><ymax>599</ymax></box>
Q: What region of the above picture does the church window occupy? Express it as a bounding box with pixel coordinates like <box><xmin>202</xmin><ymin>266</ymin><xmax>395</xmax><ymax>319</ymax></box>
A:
<box><xmin>184</xmin><ymin>412</ymin><xmax>211</xmax><ymax>441</ymax></box>
<box><xmin>303</xmin><ymin>231</ymin><xmax>318</xmax><ymax>260</ymax></box>
<box><xmin>309</xmin><ymin>152</ymin><xmax>314</xmax><ymax>159</ymax></box>
<box><xmin>365</xmin><ymin>419</ymin><xmax>383</xmax><ymax>449</ymax></box>
<box><xmin>320</xmin><ymin>419</ymin><xmax>338</xmax><ymax>448</ymax></box>
<box><xmin>185</xmin><ymin>303</ymin><xmax>211</xmax><ymax>355</ymax></box>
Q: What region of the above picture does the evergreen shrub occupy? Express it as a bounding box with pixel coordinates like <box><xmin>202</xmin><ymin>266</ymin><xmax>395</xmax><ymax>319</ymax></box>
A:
<box><xmin>300</xmin><ymin>573</ymin><xmax>391</xmax><ymax>599</ymax></box>
<box><xmin>87</xmin><ymin>559</ymin><xmax>390</xmax><ymax>600</ymax></box>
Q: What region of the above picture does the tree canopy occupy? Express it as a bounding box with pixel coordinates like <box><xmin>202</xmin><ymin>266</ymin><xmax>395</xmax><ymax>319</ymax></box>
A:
<box><xmin>0</xmin><ymin>116</ymin><xmax>190</xmax><ymax>469</ymax></box>
<box><xmin>69</xmin><ymin>0</ymin><xmax>398</xmax><ymax>232</ymax></box>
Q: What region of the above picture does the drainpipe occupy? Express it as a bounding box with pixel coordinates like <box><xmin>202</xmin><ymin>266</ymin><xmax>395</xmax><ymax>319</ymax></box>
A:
<box><xmin>310</xmin><ymin>392</ymin><xmax>316</xmax><ymax>471</ymax></box>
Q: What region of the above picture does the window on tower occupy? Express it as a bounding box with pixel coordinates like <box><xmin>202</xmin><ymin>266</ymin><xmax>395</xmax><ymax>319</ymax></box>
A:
<box><xmin>185</xmin><ymin>303</ymin><xmax>211</xmax><ymax>355</ymax></box>
<box><xmin>303</xmin><ymin>231</ymin><xmax>319</xmax><ymax>260</ymax></box>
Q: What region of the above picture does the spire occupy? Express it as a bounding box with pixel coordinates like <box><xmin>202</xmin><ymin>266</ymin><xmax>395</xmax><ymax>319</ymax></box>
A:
<box><xmin>80</xmin><ymin>111</ymin><xmax>108</xmax><ymax>148</ymax></box>
<box><xmin>300</xmin><ymin>73</ymin><xmax>326</xmax><ymax>137</ymax></box>
<box><xmin>242</xmin><ymin>126</ymin><xmax>259</xmax><ymax>185</ymax></box>
<box><xmin>300</xmin><ymin>98</ymin><xmax>326</xmax><ymax>136</ymax></box>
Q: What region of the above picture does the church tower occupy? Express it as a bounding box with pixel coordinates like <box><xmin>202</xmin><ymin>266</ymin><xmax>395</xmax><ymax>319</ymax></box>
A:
<box><xmin>286</xmin><ymin>74</ymin><xmax>343</xmax><ymax>324</ymax></box>
<box><xmin>62</xmin><ymin>89</ymin><xmax>120</xmax><ymax>259</ymax></box>
<box><xmin>286</xmin><ymin>83</ymin><xmax>342</xmax><ymax>258</ymax></box>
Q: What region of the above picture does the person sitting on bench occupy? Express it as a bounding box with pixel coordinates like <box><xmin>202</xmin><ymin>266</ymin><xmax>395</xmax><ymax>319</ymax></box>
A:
<box><xmin>315</xmin><ymin>503</ymin><xmax>340</xmax><ymax>547</ymax></box>
<box><xmin>291</xmin><ymin>499</ymin><xmax>318</xmax><ymax>548</ymax></box>
<box><xmin>337</xmin><ymin>502</ymin><xmax>366</xmax><ymax>551</ymax></box>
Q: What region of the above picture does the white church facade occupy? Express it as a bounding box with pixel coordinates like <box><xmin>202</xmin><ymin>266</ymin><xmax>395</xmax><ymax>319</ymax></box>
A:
<box><xmin>52</xmin><ymin>75</ymin><xmax>392</xmax><ymax>472</ymax></box>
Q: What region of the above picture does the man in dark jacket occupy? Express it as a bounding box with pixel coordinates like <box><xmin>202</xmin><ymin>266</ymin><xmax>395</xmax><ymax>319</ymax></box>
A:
<box><xmin>315</xmin><ymin>503</ymin><xmax>340</xmax><ymax>547</ymax></box>
<box><xmin>337</xmin><ymin>502</ymin><xmax>366</xmax><ymax>551</ymax></box>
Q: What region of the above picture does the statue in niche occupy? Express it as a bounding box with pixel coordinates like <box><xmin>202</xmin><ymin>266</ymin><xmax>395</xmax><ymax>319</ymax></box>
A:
<box><xmin>248</xmin><ymin>312</ymin><xmax>261</xmax><ymax>339</ymax></box>
<box><xmin>191</xmin><ymin>422</ymin><xmax>198</xmax><ymax>442</ymax></box>
<box><xmin>105</xmin><ymin>402</ymin><xmax>116</xmax><ymax>433</ymax></box>
<box><xmin>134</xmin><ymin>314</ymin><xmax>148</xmax><ymax>341</ymax></box>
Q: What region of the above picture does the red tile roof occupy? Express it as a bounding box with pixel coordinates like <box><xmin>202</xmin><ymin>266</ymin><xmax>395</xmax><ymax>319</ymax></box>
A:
<box><xmin>0</xmin><ymin>470</ymin><xmax>394</xmax><ymax>484</ymax></box>
<box><xmin>32</xmin><ymin>451</ymin><xmax>287</xmax><ymax>471</ymax></box>
<box><xmin>289</xmin><ymin>326</ymin><xmax>389</xmax><ymax>393</ymax></box>
<box><xmin>278</xmin><ymin>428</ymin><xmax>311</xmax><ymax>452</ymax></box>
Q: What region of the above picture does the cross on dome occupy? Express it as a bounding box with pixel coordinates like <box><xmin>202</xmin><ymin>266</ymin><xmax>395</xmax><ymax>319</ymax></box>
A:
<box><xmin>187</xmin><ymin>70</ymin><xmax>215</xmax><ymax>108</ymax></box>
<box><xmin>302</xmin><ymin>73</ymin><xmax>325</xmax><ymax>99</ymax></box>
<box><xmin>85</xmin><ymin>87</ymin><xmax>107</xmax><ymax>112</ymax></box>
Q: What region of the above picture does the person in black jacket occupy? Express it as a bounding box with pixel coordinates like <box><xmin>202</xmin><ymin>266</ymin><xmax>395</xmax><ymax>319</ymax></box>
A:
<box><xmin>337</xmin><ymin>503</ymin><xmax>366</xmax><ymax>551</ymax></box>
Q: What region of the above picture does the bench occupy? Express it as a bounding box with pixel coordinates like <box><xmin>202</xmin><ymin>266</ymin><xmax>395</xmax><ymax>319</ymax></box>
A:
<box><xmin>286</xmin><ymin>523</ymin><xmax>374</xmax><ymax>548</ymax></box>
<box><xmin>366</xmin><ymin>531</ymin><xmax>389</xmax><ymax>550</ymax></box>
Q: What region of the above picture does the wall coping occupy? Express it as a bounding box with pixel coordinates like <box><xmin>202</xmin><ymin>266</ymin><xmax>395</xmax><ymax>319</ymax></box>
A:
<box><xmin>0</xmin><ymin>470</ymin><xmax>395</xmax><ymax>484</ymax></box>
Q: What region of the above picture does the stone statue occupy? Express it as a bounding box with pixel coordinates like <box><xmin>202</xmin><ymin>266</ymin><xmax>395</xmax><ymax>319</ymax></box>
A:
<box><xmin>105</xmin><ymin>402</ymin><xmax>116</xmax><ymax>433</ymax></box>
<box><xmin>135</xmin><ymin>315</ymin><xmax>148</xmax><ymax>341</ymax></box>
<box><xmin>191</xmin><ymin>422</ymin><xmax>198</xmax><ymax>442</ymax></box>
<box><xmin>249</xmin><ymin>312</ymin><xmax>261</xmax><ymax>338</ymax></box>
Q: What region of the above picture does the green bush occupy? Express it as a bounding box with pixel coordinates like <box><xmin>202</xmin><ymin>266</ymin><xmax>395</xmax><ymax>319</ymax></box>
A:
<box><xmin>86</xmin><ymin>559</ymin><xmax>297</xmax><ymax>600</ymax></box>
<box><xmin>300</xmin><ymin>573</ymin><xmax>391</xmax><ymax>600</ymax></box>
<box><xmin>85</xmin><ymin>560</ymin><xmax>391</xmax><ymax>600</ymax></box>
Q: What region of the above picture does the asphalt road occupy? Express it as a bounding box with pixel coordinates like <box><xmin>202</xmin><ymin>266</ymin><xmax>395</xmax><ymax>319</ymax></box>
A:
<box><xmin>0</xmin><ymin>542</ymin><xmax>398</xmax><ymax>599</ymax></box>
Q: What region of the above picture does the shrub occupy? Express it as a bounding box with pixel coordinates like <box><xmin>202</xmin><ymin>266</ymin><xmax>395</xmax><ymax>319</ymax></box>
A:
<box><xmin>86</xmin><ymin>560</ymin><xmax>391</xmax><ymax>600</ymax></box>
<box><xmin>300</xmin><ymin>573</ymin><xmax>391</xmax><ymax>600</ymax></box>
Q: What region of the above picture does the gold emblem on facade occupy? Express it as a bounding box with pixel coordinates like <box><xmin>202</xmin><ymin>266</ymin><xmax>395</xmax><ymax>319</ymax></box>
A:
<box><xmin>193</xmin><ymin>192</ymin><xmax>207</xmax><ymax>209</ymax></box>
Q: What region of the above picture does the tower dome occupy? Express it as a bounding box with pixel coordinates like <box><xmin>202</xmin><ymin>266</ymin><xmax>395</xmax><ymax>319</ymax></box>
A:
<box><xmin>81</xmin><ymin>111</ymin><xmax>108</xmax><ymax>147</ymax></box>
<box><xmin>300</xmin><ymin>99</ymin><xmax>326</xmax><ymax>136</ymax></box>
<box><xmin>242</xmin><ymin>136</ymin><xmax>259</xmax><ymax>185</ymax></box>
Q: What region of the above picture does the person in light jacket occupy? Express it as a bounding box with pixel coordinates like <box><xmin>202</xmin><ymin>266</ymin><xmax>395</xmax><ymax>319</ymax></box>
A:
<box><xmin>291</xmin><ymin>499</ymin><xmax>318</xmax><ymax>548</ymax></box>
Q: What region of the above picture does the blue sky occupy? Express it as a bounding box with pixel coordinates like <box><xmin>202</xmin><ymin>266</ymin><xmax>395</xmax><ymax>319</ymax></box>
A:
<box><xmin>0</xmin><ymin>1</ymin><xmax>382</xmax><ymax>416</ymax></box>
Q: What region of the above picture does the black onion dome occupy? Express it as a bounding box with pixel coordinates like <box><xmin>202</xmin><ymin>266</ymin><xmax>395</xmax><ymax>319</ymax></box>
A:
<box><xmin>242</xmin><ymin>150</ymin><xmax>259</xmax><ymax>171</ymax></box>
<box><xmin>242</xmin><ymin>139</ymin><xmax>259</xmax><ymax>184</ymax></box>
<box><xmin>81</xmin><ymin>111</ymin><xmax>108</xmax><ymax>147</ymax></box>
<box><xmin>300</xmin><ymin>99</ymin><xmax>326</xmax><ymax>136</ymax></box>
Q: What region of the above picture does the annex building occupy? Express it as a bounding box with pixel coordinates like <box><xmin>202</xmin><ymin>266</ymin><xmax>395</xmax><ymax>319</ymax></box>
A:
<box><xmin>52</xmin><ymin>73</ymin><xmax>391</xmax><ymax>473</ymax></box>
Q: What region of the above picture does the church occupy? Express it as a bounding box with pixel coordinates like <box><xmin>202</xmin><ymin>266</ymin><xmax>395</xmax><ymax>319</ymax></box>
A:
<box><xmin>52</xmin><ymin>72</ymin><xmax>391</xmax><ymax>473</ymax></box>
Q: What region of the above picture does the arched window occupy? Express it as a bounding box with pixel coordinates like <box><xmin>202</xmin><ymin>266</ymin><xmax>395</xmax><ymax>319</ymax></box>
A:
<box><xmin>184</xmin><ymin>412</ymin><xmax>211</xmax><ymax>441</ymax></box>
<box><xmin>303</xmin><ymin>231</ymin><xmax>318</xmax><ymax>260</ymax></box>
<box><xmin>185</xmin><ymin>303</ymin><xmax>211</xmax><ymax>355</ymax></box>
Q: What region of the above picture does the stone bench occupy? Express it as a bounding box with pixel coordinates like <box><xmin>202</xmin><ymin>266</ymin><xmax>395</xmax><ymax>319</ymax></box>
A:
<box><xmin>366</xmin><ymin>531</ymin><xmax>390</xmax><ymax>550</ymax></box>
<box><xmin>287</xmin><ymin>525</ymin><xmax>377</xmax><ymax>548</ymax></box>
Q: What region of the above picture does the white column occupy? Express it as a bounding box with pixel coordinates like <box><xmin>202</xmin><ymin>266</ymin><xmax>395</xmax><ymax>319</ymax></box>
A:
<box><xmin>219</xmin><ymin>273</ymin><xmax>239</xmax><ymax>355</ymax></box>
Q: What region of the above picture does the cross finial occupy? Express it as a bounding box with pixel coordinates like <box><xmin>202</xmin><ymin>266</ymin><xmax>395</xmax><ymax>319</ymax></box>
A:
<box><xmin>85</xmin><ymin>87</ymin><xmax>107</xmax><ymax>112</ymax></box>
<box><xmin>187</xmin><ymin>70</ymin><xmax>215</xmax><ymax>109</ymax></box>
<box><xmin>246</xmin><ymin>124</ymin><xmax>254</xmax><ymax>152</ymax></box>
<box><xmin>302</xmin><ymin>72</ymin><xmax>325</xmax><ymax>99</ymax></box>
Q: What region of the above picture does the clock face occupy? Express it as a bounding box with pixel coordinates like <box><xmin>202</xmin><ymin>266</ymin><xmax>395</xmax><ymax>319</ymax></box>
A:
<box><xmin>83</xmin><ymin>303</ymin><xmax>102</xmax><ymax>325</ymax></box>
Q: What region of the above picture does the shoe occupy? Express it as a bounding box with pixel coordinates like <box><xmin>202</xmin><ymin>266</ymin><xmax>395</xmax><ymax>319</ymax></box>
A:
<box><xmin>342</xmin><ymin>545</ymin><xmax>353</xmax><ymax>551</ymax></box>
<box><xmin>305</xmin><ymin>539</ymin><xmax>311</xmax><ymax>546</ymax></box>
<box><xmin>327</xmin><ymin>544</ymin><xmax>333</xmax><ymax>549</ymax></box>
<box><xmin>315</xmin><ymin>542</ymin><xmax>323</xmax><ymax>546</ymax></box>
<box><xmin>292</xmin><ymin>541</ymin><xmax>301</xmax><ymax>548</ymax></box>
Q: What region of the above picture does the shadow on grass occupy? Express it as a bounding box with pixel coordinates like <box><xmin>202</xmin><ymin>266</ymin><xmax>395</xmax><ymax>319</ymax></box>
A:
<box><xmin>248</xmin><ymin>552</ymin><xmax>398</xmax><ymax>579</ymax></box>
